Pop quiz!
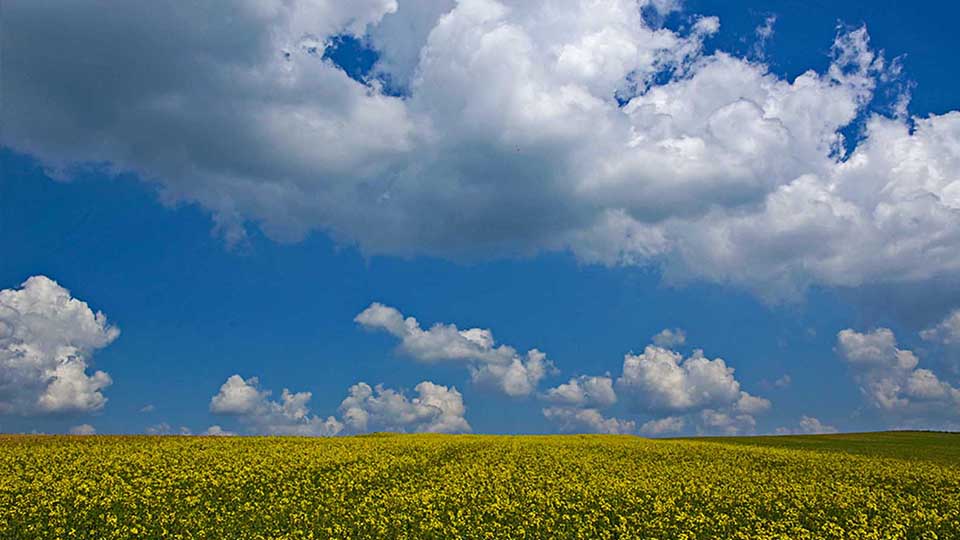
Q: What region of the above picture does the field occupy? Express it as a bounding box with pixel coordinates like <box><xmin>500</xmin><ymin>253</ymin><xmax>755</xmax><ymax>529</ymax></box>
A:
<box><xmin>1</xmin><ymin>432</ymin><xmax>957</xmax><ymax>539</ymax></box>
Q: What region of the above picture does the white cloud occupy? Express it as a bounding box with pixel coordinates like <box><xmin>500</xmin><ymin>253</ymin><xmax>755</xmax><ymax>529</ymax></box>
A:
<box><xmin>756</xmin><ymin>15</ymin><xmax>776</xmax><ymax>40</ymax></box>
<box><xmin>798</xmin><ymin>415</ymin><xmax>838</xmax><ymax>434</ymax></box>
<box><xmin>775</xmin><ymin>415</ymin><xmax>839</xmax><ymax>435</ymax></box>
<box><xmin>356</xmin><ymin>303</ymin><xmax>554</xmax><ymax>396</ymax></box>
<box><xmin>735</xmin><ymin>391</ymin><xmax>772</xmax><ymax>415</ymax></box>
<box><xmin>652</xmin><ymin>328</ymin><xmax>686</xmax><ymax>348</ymax></box>
<box><xmin>6</xmin><ymin>2</ymin><xmax>959</xmax><ymax>300</ymax></box>
<box><xmin>145</xmin><ymin>423</ymin><xmax>171</xmax><ymax>435</ymax></box>
<box><xmin>639</xmin><ymin>415</ymin><xmax>684</xmax><ymax>435</ymax></box>
<box><xmin>614</xmin><ymin>344</ymin><xmax>770</xmax><ymax>435</ymax></box>
<box><xmin>69</xmin><ymin>424</ymin><xmax>96</xmax><ymax>435</ymax></box>
<box><xmin>202</xmin><ymin>425</ymin><xmax>236</xmax><ymax>436</ymax></box>
<box><xmin>921</xmin><ymin>310</ymin><xmax>960</xmax><ymax>345</ymax></box>
<box><xmin>837</xmin><ymin>328</ymin><xmax>960</xmax><ymax>415</ymax></box>
<box><xmin>469</xmin><ymin>350</ymin><xmax>553</xmax><ymax>397</ymax></box>
<box><xmin>145</xmin><ymin>423</ymin><xmax>192</xmax><ymax>436</ymax></box>
<box><xmin>540</xmin><ymin>339</ymin><xmax>767</xmax><ymax>435</ymax></box>
<box><xmin>369</xmin><ymin>0</ymin><xmax>457</xmax><ymax>90</ymax></box>
<box><xmin>698</xmin><ymin>409</ymin><xmax>756</xmax><ymax>435</ymax></box>
<box><xmin>339</xmin><ymin>380</ymin><xmax>471</xmax><ymax>433</ymax></box>
<box><xmin>541</xmin><ymin>406</ymin><xmax>635</xmax><ymax>434</ymax></box>
<box><xmin>540</xmin><ymin>373</ymin><xmax>626</xmax><ymax>435</ymax></box>
<box><xmin>751</xmin><ymin>15</ymin><xmax>776</xmax><ymax>61</ymax></box>
<box><xmin>617</xmin><ymin>346</ymin><xmax>743</xmax><ymax>412</ymax></box>
<box><xmin>0</xmin><ymin>276</ymin><xmax>119</xmax><ymax>415</ymax></box>
<box><xmin>210</xmin><ymin>375</ymin><xmax>470</xmax><ymax>435</ymax></box>
<box><xmin>543</xmin><ymin>375</ymin><xmax>616</xmax><ymax>407</ymax></box>
<box><xmin>139</xmin><ymin>404</ymin><xmax>156</xmax><ymax>413</ymax></box>
<box><xmin>210</xmin><ymin>375</ymin><xmax>344</xmax><ymax>436</ymax></box>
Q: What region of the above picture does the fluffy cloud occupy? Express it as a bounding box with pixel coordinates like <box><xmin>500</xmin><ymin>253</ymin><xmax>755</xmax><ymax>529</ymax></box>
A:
<box><xmin>775</xmin><ymin>416</ymin><xmax>838</xmax><ymax>435</ymax></box>
<box><xmin>921</xmin><ymin>309</ymin><xmax>960</xmax><ymax>372</ymax></box>
<box><xmin>202</xmin><ymin>425</ymin><xmax>237</xmax><ymax>436</ymax></box>
<box><xmin>651</xmin><ymin>328</ymin><xmax>686</xmax><ymax>348</ymax></box>
<box><xmin>210</xmin><ymin>375</ymin><xmax>344</xmax><ymax>436</ymax></box>
<box><xmin>540</xmin><ymin>374</ymin><xmax>629</xmax><ymax>433</ymax></box>
<box><xmin>69</xmin><ymin>424</ymin><xmax>96</xmax><ymax>435</ymax></box>
<box><xmin>615</xmin><ymin>345</ymin><xmax>770</xmax><ymax>435</ymax></box>
<box><xmin>543</xmin><ymin>375</ymin><xmax>616</xmax><ymax>407</ymax></box>
<box><xmin>541</xmin><ymin>407</ymin><xmax>635</xmax><ymax>435</ymax></box>
<box><xmin>837</xmin><ymin>328</ymin><xmax>960</xmax><ymax>416</ymax></box>
<box><xmin>639</xmin><ymin>415</ymin><xmax>684</xmax><ymax>435</ymax></box>
<box><xmin>355</xmin><ymin>303</ymin><xmax>553</xmax><ymax>396</ymax></box>
<box><xmin>540</xmin><ymin>340</ymin><xmax>768</xmax><ymax>435</ymax></box>
<box><xmin>210</xmin><ymin>375</ymin><xmax>470</xmax><ymax>435</ymax></box>
<box><xmin>619</xmin><ymin>346</ymin><xmax>743</xmax><ymax>411</ymax></box>
<box><xmin>0</xmin><ymin>276</ymin><xmax>119</xmax><ymax>415</ymax></box>
<box><xmin>146</xmin><ymin>423</ymin><xmax>192</xmax><ymax>436</ymax></box>
<box><xmin>339</xmin><ymin>381</ymin><xmax>471</xmax><ymax>433</ymax></box>
<box><xmin>921</xmin><ymin>310</ymin><xmax>960</xmax><ymax>346</ymax></box>
<box><xmin>698</xmin><ymin>409</ymin><xmax>757</xmax><ymax>436</ymax></box>
<box><xmin>5</xmin><ymin>2</ymin><xmax>959</xmax><ymax>299</ymax></box>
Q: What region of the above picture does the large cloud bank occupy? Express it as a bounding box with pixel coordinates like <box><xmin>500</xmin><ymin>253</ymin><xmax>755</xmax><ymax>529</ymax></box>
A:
<box><xmin>0</xmin><ymin>276</ymin><xmax>119</xmax><ymax>415</ymax></box>
<box><xmin>5</xmin><ymin>0</ymin><xmax>960</xmax><ymax>299</ymax></box>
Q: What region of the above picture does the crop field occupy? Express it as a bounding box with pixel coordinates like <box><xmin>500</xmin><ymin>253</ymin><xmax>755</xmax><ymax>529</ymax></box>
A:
<box><xmin>1</xmin><ymin>432</ymin><xmax>958</xmax><ymax>539</ymax></box>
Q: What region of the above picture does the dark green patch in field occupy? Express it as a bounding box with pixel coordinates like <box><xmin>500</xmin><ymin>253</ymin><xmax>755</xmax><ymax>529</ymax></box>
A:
<box><xmin>693</xmin><ymin>431</ymin><xmax>960</xmax><ymax>466</ymax></box>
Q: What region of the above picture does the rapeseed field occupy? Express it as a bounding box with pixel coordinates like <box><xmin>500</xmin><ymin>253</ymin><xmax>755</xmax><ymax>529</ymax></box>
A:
<box><xmin>1</xmin><ymin>432</ymin><xmax>957</xmax><ymax>539</ymax></box>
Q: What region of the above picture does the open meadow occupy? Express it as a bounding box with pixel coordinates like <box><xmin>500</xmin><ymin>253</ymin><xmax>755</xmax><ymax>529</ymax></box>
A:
<box><xmin>1</xmin><ymin>431</ymin><xmax>958</xmax><ymax>539</ymax></box>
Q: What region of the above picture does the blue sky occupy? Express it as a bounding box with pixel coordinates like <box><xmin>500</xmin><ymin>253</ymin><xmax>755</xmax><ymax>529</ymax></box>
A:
<box><xmin>2</xmin><ymin>0</ymin><xmax>960</xmax><ymax>436</ymax></box>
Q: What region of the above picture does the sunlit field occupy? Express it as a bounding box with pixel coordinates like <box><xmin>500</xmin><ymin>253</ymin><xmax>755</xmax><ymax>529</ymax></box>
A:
<box><xmin>2</xmin><ymin>432</ymin><xmax>957</xmax><ymax>539</ymax></box>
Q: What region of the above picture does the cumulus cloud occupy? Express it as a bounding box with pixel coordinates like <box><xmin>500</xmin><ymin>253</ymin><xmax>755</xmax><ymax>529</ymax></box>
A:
<box><xmin>698</xmin><ymin>409</ymin><xmax>757</xmax><ymax>436</ymax></box>
<box><xmin>921</xmin><ymin>309</ymin><xmax>960</xmax><ymax>372</ymax></box>
<box><xmin>145</xmin><ymin>423</ymin><xmax>192</xmax><ymax>436</ymax></box>
<box><xmin>369</xmin><ymin>0</ymin><xmax>457</xmax><ymax>91</ymax></box>
<box><xmin>0</xmin><ymin>276</ymin><xmax>119</xmax><ymax>415</ymax></box>
<box><xmin>339</xmin><ymin>381</ymin><xmax>471</xmax><ymax>433</ymax></box>
<box><xmin>614</xmin><ymin>345</ymin><xmax>770</xmax><ymax>435</ymax></box>
<box><xmin>543</xmin><ymin>375</ymin><xmax>617</xmax><ymax>407</ymax></box>
<box><xmin>541</xmin><ymin>407</ymin><xmax>635</xmax><ymax>435</ymax></box>
<box><xmin>735</xmin><ymin>391</ymin><xmax>772</xmax><ymax>415</ymax></box>
<box><xmin>202</xmin><ymin>425</ymin><xmax>237</xmax><ymax>436</ymax></box>
<box><xmin>355</xmin><ymin>303</ymin><xmax>554</xmax><ymax>396</ymax></box>
<box><xmin>69</xmin><ymin>424</ymin><xmax>96</xmax><ymax>435</ymax></box>
<box><xmin>540</xmin><ymin>374</ymin><xmax>629</xmax><ymax>433</ymax></box>
<box><xmin>5</xmin><ymin>2</ymin><xmax>959</xmax><ymax>300</ymax></box>
<box><xmin>210</xmin><ymin>375</ymin><xmax>470</xmax><ymax>435</ymax></box>
<box><xmin>775</xmin><ymin>416</ymin><xmax>838</xmax><ymax>435</ymax></box>
<box><xmin>639</xmin><ymin>415</ymin><xmax>684</xmax><ymax>435</ymax></box>
<box><xmin>540</xmin><ymin>339</ymin><xmax>768</xmax><ymax>435</ymax></box>
<box><xmin>837</xmin><ymin>328</ymin><xmax>960</xmax><ymax>416</ymax></box>
<box><xmin>921</xmin><ymin>310</ymin><xmax>960</xmax><ymax>346</ymax></box>
<box><xmin>652</xmin><ymin>328</ymin><xmax>686</xmax><ymax>348</ymax></box>
<box><xmin>210</xmin><ymin>375</ymin><xmax>344</xmax><ymax>436</ymax></box>
<box><xmin>619</xmin><ymin>346</ymin><xmax>741</xmax><ymax>411</ymax></box>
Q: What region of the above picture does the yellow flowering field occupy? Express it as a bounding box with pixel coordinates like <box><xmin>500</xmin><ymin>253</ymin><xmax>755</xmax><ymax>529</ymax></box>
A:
<box><xmin>1</xmin><ymin>432</ymin><xmax>958</xmax><ymax>539</ymax></box>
